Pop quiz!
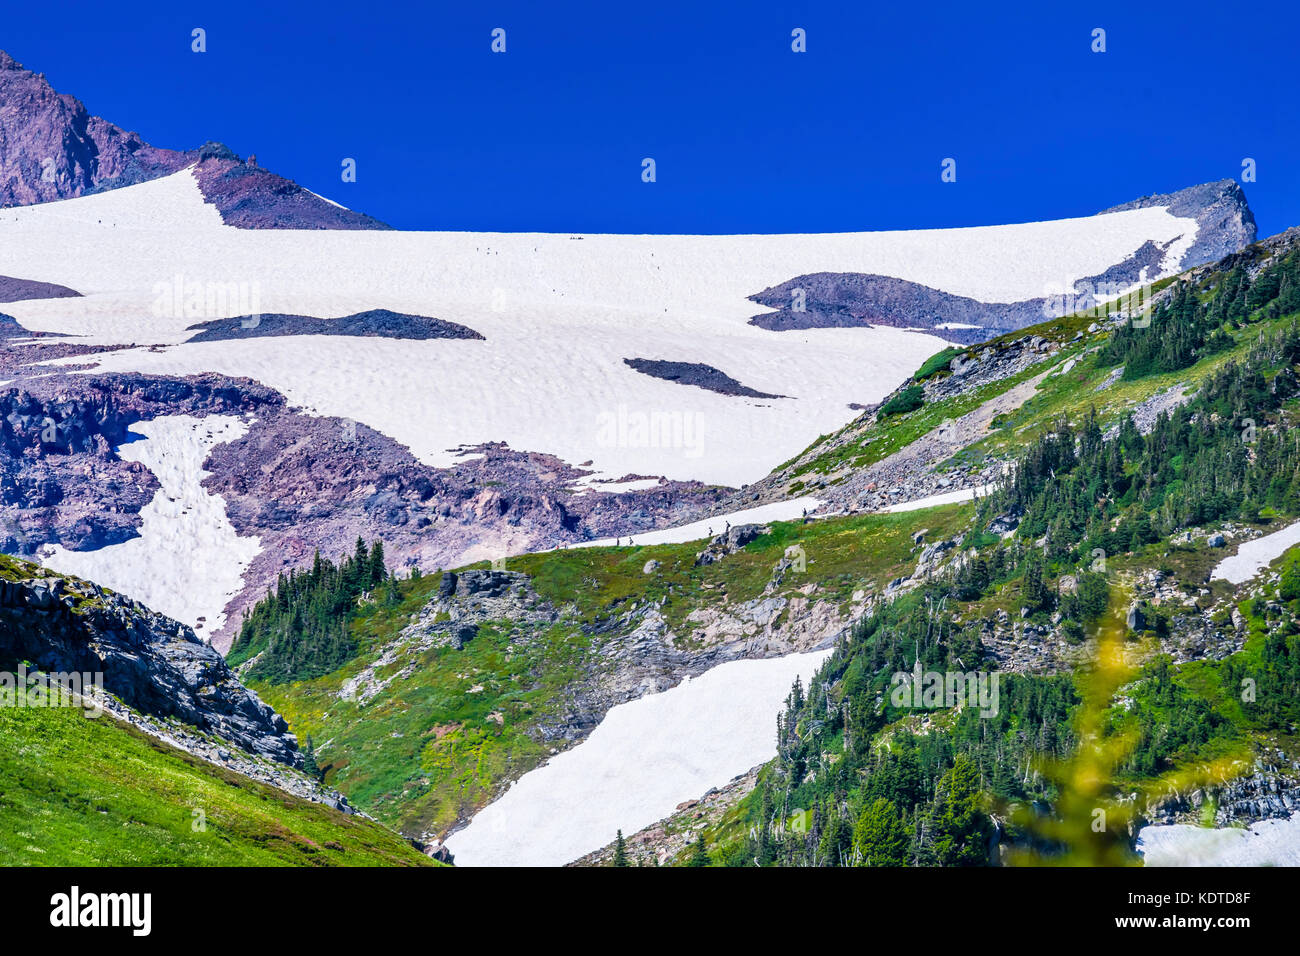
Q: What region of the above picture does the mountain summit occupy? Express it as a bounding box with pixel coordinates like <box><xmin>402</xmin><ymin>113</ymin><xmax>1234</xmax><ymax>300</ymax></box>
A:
<box><xmin>0</xmin><ymin>49</ymin><xmax>388</xmax><ymax>228</ymax></box>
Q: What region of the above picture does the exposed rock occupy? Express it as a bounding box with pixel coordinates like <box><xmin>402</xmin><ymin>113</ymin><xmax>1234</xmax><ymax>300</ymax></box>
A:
<box><xmin>0</xmin><ymin>558</ymin><xmax>301</xmax><ymax>766</ymax></box>
<box><xmin>0</xmin><ymin>276</ymin><xmax>81</xmax><ymax>304</ymax></box>
<box><xmin>623</xmin><ymin>358</ymin><xmax>785</xmax><ymax>399</ymax></box>
<box><xmin>0</xmin><ymin>50</ymin><xmax>387</xmax><ymax>229</ymax></box>
<box><xmin>694</xmin><ymin>523</ymin><xmax>771</xmax><ymax>566</ymax></box>
<box><xmin>185</xmin><ymin>309</ymin><xmax>483</xmax><ymax>344</ymax></box>
<box><xmin>743</xmin><ymin>184</ymin><xmax>1254</xmax><ymax>344</ymax></box>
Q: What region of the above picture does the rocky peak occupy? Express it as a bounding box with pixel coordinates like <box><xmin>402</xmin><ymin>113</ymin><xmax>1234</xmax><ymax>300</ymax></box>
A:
<box><xmin>1099</xmin><ymin>179</ymin><xmax>1257</xmax><ymax>268</ymax></box>
<box><xmin>0</xmin><ymin>48</ymin><xmax>388</xmax><ymax>228</ymax></box>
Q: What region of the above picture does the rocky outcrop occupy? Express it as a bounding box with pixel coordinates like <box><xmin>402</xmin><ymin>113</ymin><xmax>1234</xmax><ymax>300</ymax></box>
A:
<box><xmin>0</xmin><ymin>373</ymin><xmax>281</xmax><ymax>555</ymax></box>
<box><xmin>0</xmin><ymin>556</ymin><xmax>301</xmax><ymax>766</ymax></box>
<box><xmin>0</xmin><ymin>50</ymin><xmax>387</xmax><ymax>229</ymax></box>
<box><xmin>184</xmin><ymin>309</ymin><xmax>484</xmax><ymax>344</ymax></box>
<box><xmin>0</xmin><ymin>276</ymin><xmax>80</xmax><ymax>304</ymax></box>
<box><xmin>748</xmin><ymin>271</ymin><xmax>1040</xmax><ymax>343</ymax></box>
<box><xmin>747</xmin><ymin>181</ymin><xmax>1255</xmax><ymax>344</ymax></box>
<box><xmin>1142</xmin><ymin>753</ymin><xmax>1300</xmax><ymax>828</ymax></box>
<box><xmin>1100</xmin><ymin>179</ymin><xmax>1256</xmax><ymax>272</ymax></box>
<box><xmin>694</xmin><ymin>523</ymin><xmax>771</xmax><ymax>566</ymax></box>
<box><xmin>623</xmin><ymin>358</ymin><xmax>786</xmax><ymax>399</ymax></box>
<box><xmin>405</xmin><ymin>570</ymin><xmax>559</xmax><ymax>652</ymax></box>
<box><xmin>339</xmin><ymin>569</ymin><xmax>562</xmax><ymax>704</ymax></box>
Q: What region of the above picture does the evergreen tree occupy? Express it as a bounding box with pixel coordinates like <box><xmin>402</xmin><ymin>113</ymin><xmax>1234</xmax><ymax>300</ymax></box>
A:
<box><xmin>853</xmin><ymin>798</ymin><xmax>909</xmax><ymax>866</ymax></box>
<box><xmin>925</xmin><ymin>755</ymin><xmax>993</xmax><ymax>866</ymax></box>
<box><xmin>687</xmin><ymin>834</ymin><xmax>711</xmax><ymax>867</ymax></box>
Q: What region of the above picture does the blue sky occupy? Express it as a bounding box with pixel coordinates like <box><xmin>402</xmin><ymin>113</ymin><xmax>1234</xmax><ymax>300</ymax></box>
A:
<box><xmin>6</xmin><ymin>1</ymin><xmax>1297</xmax><ymax>235</ymax></box>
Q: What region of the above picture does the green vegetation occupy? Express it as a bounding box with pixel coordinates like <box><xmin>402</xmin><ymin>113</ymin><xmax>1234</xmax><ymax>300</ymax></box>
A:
<box><xmin>987</xmin><ymin>324</ymin><xmax>1300</xmax><ymax>570</ymax></box>
<box><xmin>1098</xmin><ymin>283</ymin><xmax>1234</xmax><ymax>381</ymax></box>
<box><xmin>254</xmin><ymin>569</ymin><xmax>590</xmax><ymax>838</ymax></box>
<box><xmin>914</xmin><ymin>346</ymin><xmax>963</xmax><ymax>382</ymax></box>
<box><xmin>0</xmin><ymin>688</ymin><xmax>434</xmax><ymax>866</ymax></box>
<box><xmin>703</xmin><ymin>249</ymin><xmax>1300</xmax><ymax>865</ymax></box>
<box><xmin>878</xmin><ymin>384</ymin><xmax>924</xmax><ymax>417</ymax></box>
<box><xmin>249</xmin><ymin>506</ymin><xmax>972</xmax><ymax>838</ymax></box>
<box><xmin>229</xmin><ymin>539</ymin><xmax>396</xmax><ymax>683</ymax></box>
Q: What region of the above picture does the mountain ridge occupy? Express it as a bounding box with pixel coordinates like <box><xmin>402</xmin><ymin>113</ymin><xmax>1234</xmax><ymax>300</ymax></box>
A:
<box><xmin>0</xmin><ymin>49</ymin><xmax>388</xmax><ymax>229</ymax></box>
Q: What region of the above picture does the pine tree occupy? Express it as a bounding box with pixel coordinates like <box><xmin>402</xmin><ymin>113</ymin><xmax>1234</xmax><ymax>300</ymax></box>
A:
<box><xmin>302</xmin><ymin>734</ymin><xmax>321</xmax><ymax>779</ymax></box>
<box><xmin>369</xmin><ymin>540</ymin><xmax>387</xmax><ymax>586</ymax></box>
<box><xmin>853</xmin><ymin>798</ymin><xmax>909</xmax><ymax>866</ymax></box>
<box><xmin>687</xmin><ymin>834</ymin><xmax>710</xmax><ymax>867</ymax></box>
<box><xmin>612</xmin><ymin>830</ymin><xmax>629</xmax><ymax>867</ymax></box>
<box><xmin>926</xmin><ymin>755</ymin><xmax>993</xmax><ymax>866</ymax></box>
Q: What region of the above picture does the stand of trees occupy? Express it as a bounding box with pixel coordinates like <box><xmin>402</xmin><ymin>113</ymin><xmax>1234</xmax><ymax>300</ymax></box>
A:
<box><xmin>229</xmin><ymin>539</ymin><xmax>398</xmax><ymax>684</ymax></box>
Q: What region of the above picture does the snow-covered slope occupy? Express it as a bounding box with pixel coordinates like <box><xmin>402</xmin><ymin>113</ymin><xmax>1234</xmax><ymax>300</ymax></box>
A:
<box><xmin>1</xmin><ymin>169</ymin><xmax>1205</xmax><ymax>488</ymax></box>
<box><xmin>446</xmin><ymin>648</ymin><xmax>832</xmax><ymax>866</ymax></box>
<box><xmin>1211</xmin><ymin>520</ymin><xmax>1300</xmax><ymax>585</ymax></box>
<box><xmin>40</xmin><ymin>414</ymin><xmax>260</xmax><ymax>635</ymax></box>
<box><xmin>1138</xmin><ymin>813</ymin><xmax>1300</xmax><ymax>866</ymax></box>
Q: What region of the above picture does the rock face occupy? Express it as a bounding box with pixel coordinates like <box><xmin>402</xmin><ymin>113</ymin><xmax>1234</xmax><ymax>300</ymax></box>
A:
<box><xmin>694</xmin><ymin>523</ymin><xmax>771</xmax><ymax>566</ymax></box>
<box><xmin>0</xmin><ymin>373</ymin><xmax>279</xmax><ymax>555</ymax></box>
<box><xmin>1144</xmin><ymin>753</ymin><xmax>1300</xmax><ymax>828</ymax></box>
<box><xmin>0</xmin><ymin>50</ymin><xmax>387</xmax><ymax>229</ymax></box>
<box><xmin>0</xmin><ymin>558</ymin><xmax>301</xmax><ymax>766</ymax></box>
<box><xmin>748</xmin><ymin>271</ymin><xmax>1044</xmax><ymax>343</ymax></box>
<box><xmin>1099</xmin><ymin>179</ymin><xmax>1257</xmax><ymax>272</ymax></box>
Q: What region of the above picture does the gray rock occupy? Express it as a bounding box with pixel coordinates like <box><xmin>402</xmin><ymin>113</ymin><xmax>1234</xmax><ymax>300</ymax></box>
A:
<box><xmin>0</xmin><ymin>562</ymin><xmax>302</xmax><ymax>766</ymax></box>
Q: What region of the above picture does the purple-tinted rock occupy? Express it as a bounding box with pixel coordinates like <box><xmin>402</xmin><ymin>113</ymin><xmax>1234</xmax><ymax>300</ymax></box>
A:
<box><xmin>0</xmin><ymin>50</ymin><xmax>388</xmax><ymax>230</ymax></box>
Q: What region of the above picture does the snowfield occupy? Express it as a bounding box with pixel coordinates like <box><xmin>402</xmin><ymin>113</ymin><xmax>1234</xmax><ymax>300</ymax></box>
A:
<box><xmin>878</xmin><ymin>484</ymin><xmax>995</xmax><ymax>513</ymax></box>
<box><xmin>446</xmin><ymin>648</ymin><xmax>833</xmax><ymax>866</ymax></box>
<box><xmin>572</xmin><ymin>496</ymin><xmax>824</xmax><ymax>548</ymax></box>
<box><xmin>41</xmin><ymin>414</ymin><xmax>261</xmax><ymax>637</ymax></box>
<box><xmin>1</xmin><ymin>169</ymin><xmax>1200</xmax><ymax>487</ymax></box>
<box><xmin>1211</xmin><ymin>521</ymin><xmax>1300</xmax><ymax>585</ymax></box>
<box><xmin>1137</xmin><ymin>813</ymin><xmax>1300</xmax><ymax>866</ymax></box>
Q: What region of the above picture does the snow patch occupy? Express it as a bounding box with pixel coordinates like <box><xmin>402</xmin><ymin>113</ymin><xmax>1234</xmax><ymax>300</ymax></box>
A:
<box><xmin>1137</xmin><ymin>813</ymin><xmax>1300</xmax><ymax>866</ymax></box>
<box><xmin>41</xmin><ymin>414</ymin><xmax>261</xmax><ymax>636</ymax></box>
<box><xmin>446</xmin><ymin>648</ymin><xmax>832</xmax><ymax>866</ymax></box>
<box><xmin>2</xmin><ymin>170</ymin><xmax>1200</xmax><ymax>487</ymax></box>
<box><xmin>1210</xmin><ymin>521</ymin><xmax>1300</xmax><ymax>585</ymax></box>
<box><xmin>574</xmin><ymin>497</ymin><xmax>823</xmax><ymax>547</ymax></box>
<box><xmin>878</xmin><ymin>485</ymin><xmax>994</xmax><ymax>513</ymax></box>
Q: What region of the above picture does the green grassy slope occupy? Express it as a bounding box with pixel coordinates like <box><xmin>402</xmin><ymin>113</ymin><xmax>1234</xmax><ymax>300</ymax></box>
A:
<box><xmin>0</xmin><ymin>690</ymin><xmax>435</xmax><ymax>867</ymax></box>
<box><xmin>254</xmin><ymin>504</ymin><xmax>969</xmax><ymax>839</ymax></box>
